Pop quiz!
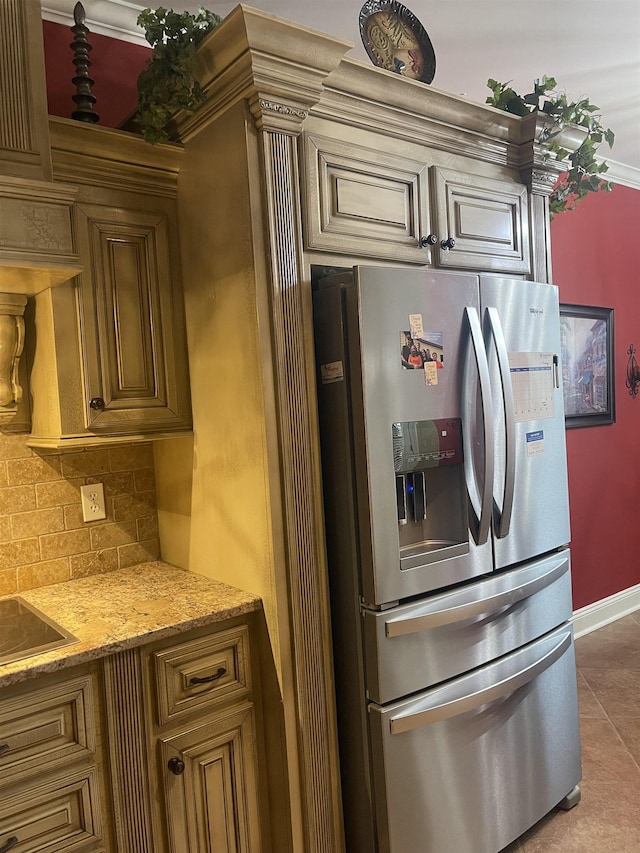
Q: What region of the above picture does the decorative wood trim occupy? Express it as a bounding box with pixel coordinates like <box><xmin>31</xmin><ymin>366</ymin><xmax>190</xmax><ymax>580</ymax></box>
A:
<box><xmin>261</xmin><ymin>128</ymin><xmax>344</xmax><ymax>853</ymax></box>
<box><xmin>517</xmin><ymin>114</ymin><xmax>585</xmax><ymax>283</ymax></box>
<box><xmin>316</xmin><ymin>59</ymin><xmax>520</xmax><ymax>169</ymax></box>
<box><xmin>0</xmin><ymin>293</ymin><xmax>26</xmax><ymax>422</ymax></box>
<box><xmin>0</xmin><ymin>0</ymin><xmax>32</xmax><ymax>151</ymax></box>
<box><xmin>528</xmin><ymin>192</ymin><xmax>552</xmax><ymax>283</ymax></box>
<box><xmin>49</xmin><ymin>118</ymin><xmax>182</xmax><ymax>198</ymax></box>
<box><xmin>26</xmin><ymin>428</ymin><xmax>193</xmax><ymax>450</ymax></box>
<box><xmin>103</xmin><ymin>648</ymin><xmax>157</xmax><ymax>852</ymax></box>
<box><xmin>175</xmin><ymin>5</ymin><xmax>350</xmax><ymax>141</ymax></box>
<box><xmin>259</xmin><ymin>99</ymin><xmax>308</xmax><ymax>121</ymax></box>
<box><xmin>0</xmin><ymin>175</ymin><xmax>81</xmax><ymax>295</ymax></box>
<box><xmin>250</xmin><ymin>97</ymin><xmax>310</xmax><ymax>134</ymax></box>
<box><xmin>0</xmin><ymin>0</ymin><xmax>52</xmax><ymax>182</ymax></box>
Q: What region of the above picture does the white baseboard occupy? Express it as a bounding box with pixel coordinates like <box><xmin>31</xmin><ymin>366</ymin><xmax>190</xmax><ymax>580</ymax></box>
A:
<box><xmin>571</xmin><ymin>583</ymin><xmax>640</xmax><ymax>638</ymax></box>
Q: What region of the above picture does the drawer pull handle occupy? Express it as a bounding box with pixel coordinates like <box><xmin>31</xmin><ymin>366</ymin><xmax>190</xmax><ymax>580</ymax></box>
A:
<box><xmin>189</xmin><ymin>667</ymin><xmax>226</xmax><ymax>685</ymax></box>
<box><xmin>0</xmin><ymin>836</ymin><xmax>18</xmax><ymax>853</ymax></box>
<box><xmin>168</xmin><ymin>757</ymin><xmax>185</xmax><ymax>776</ymax></box>
<box><xmin>0</xmin><ymin>744</ymin><xmax>10</xmax><ymax>757</ymax></box>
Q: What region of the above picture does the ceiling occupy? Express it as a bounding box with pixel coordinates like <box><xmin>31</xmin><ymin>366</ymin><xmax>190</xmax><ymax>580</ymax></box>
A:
<box><xmin>42</xmin><ymin>0</ymin><xmax>640</xmax><ymax>183</ymax></box>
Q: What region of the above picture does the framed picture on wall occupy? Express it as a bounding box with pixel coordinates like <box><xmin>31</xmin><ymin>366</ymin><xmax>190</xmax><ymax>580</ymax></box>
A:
<box><xmin>559</xmin><ymin>304</ymin><xmax>615</xmax><ymax>428</ymax></box>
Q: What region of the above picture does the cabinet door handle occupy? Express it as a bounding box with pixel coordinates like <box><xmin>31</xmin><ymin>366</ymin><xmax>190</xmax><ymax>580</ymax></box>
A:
<box><xmin>0</xmin><ymin>744</ymin><xmax>10</xmax><ymax>757</ymax></box>
<box><xmin>89</xmin><ymin>397</ymin><xmax>105</xmax><ymax>410</ymax></box>
<box><xmin>167</xmin><ymin>757</ymin><xmax>185</xmax><ymax>775</ymax></box>
<box><xmin>419</xmin><ymin>234</ymin><xmax>438</xmax><ymax>247</ymax></box>
<box><xmin>0</xmin><ymin>836</ymin><xmax>18</xmax><ymax>853</ymax></box>
<box><xmin>189</xmin><ymin>667</ymin><xmax>226</xmax><ymax>685</ymax></box>
<box><xmin>440</xmin><ymin>236</ymin><xmax>456</xmax><ymax>250</ymax></box>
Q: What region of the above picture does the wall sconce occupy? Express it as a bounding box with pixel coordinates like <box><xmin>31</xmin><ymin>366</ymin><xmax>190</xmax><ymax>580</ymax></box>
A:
<box><xmin>626</xmin><ymin>344</ymin><xmax>639</xmax><ymax>398</ymax></box>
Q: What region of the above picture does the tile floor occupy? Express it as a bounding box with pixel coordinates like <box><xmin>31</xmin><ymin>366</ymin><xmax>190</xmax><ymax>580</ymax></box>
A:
<box><xmin>503</xmin><ymin>610</ymin><xmax>640</xmax><ymax>852</ymax></box>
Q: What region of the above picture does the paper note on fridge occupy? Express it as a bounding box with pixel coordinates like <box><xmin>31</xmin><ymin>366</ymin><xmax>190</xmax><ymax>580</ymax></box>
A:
<box><xmin>526</xmin><ymin>430</ymin><xmax>545</xmax><ymax>456</ymax></box>
<box><xmin>508</xmin><ymin>352</ymin><xmax>555</xmax><ymax>422</ymax></box>
<box><xmin>320</xmin><ymin>361</ymin><xmax>344</xmax><ymax>384</ymax></box>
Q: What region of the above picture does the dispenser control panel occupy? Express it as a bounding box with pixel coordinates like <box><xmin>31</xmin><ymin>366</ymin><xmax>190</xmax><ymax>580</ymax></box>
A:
<box><xmin>392</xmin><ymin>419</ymin><xmax>462</xmax><ymax>472</ymax></box>
<box><xmin>392</xmin><ymin>419</ymin><xmax>464</xmax><ymax>530</ymax></box>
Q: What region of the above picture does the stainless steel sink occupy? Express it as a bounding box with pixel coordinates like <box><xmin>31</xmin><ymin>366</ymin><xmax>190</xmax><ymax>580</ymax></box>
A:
<box><xmin>0</xmin><ymin>597</ymin><xmax>78</xmax><ymax>665</ymax></box>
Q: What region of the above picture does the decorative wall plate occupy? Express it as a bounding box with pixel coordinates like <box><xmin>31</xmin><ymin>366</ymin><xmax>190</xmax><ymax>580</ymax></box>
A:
<box><xmin>359</xmin><ymin>0</ymin><xmax>436</xmax><ymax>84</ymax></box>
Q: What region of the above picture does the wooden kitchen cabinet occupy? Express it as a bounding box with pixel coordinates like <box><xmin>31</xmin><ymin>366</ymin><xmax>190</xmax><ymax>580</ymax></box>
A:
<box><xmin>430</xmin><ymin>166</ymin><xmax>530</xmax><ymax>273</ymax></box>
<box><xmin>101</xmin><ymin>619</ymin><xmax>264</xmax><ymax>853</ymax></box>
<box><xmin>0</xmin><ymin>567</ymin><xmax>271</xmax><ymax>853</ymax></box>
<box><xmin>0</xmin><ymin>664</ymin><xmax>112</xmax><ymax>852</ymax></box>
<box><xmin>24</xmin><ymin>118</ymin><xmax>192</xmax><ymax>449</ymax></box>
<box><xmin>0</xmin><ymin>623</ymin><xmax>264</xmax><ymax>852</ymax></box>
<box><xmin>303</xmin><ymin>132</ymin><xmax>430</xmax><ymax>264</ymax></box>
<box><xmin>73</xmin><ymin>202</ymin><xmax>191</xmax><ymax>437</ymax></box>
<box><xmin>146</xmin><ymin>625</ymin><xmax>262</xmax><ymax>853</ymax></box>
<box><xmin>303</xmin><ymin>132</ymin><xmax>530</xmax><ymax>274</ymax></box>
<box><xmin>159</xmin><ymin>704</ymin><xmax>260</xmax><ymax>853</ymax></box>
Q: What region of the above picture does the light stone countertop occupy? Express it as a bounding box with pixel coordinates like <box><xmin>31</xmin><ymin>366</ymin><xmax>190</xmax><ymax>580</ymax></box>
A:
<box><xmin>0</xmin><ymin>561</ymin><xmax>262</xmax><ymax>687</ymax></box>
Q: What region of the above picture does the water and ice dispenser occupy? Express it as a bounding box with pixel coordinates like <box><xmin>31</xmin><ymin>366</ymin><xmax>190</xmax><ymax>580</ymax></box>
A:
<box><xmin>393</xmin><ymin>418</ymin><xmax>470</xmax><ymax>571</ymax></box>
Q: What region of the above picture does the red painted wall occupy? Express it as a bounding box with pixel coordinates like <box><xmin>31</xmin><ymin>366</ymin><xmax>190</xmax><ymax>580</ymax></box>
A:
<box><xmin>551</xmin><ymin>184</ymin><xmax>640</xmax><ymax>608</ymax></box>
<box><xmin>42</xmin><ymin>19</ymin><xmax>150</xmax><ymax>129</ymax></box>
<box><xmin>42</xmin><ymin>20</ymin><xmax>640</xmax><ymax>610</ymax></box>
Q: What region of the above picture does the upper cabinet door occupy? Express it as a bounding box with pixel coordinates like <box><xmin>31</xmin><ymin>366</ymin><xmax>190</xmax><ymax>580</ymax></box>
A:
<box><xmin>431</xmin><ymin>167</ymin><xmax>531</xmax><ymax>274</ymax></box>
<box><xmin>304</xmin><ymin>134</ymin><xmax>431</xmax><ymax>264</ymax></box>
<box><xmin>75</xmin><ymin>204</ymin><xmax>191</xmax><ymax>435</ymax></box>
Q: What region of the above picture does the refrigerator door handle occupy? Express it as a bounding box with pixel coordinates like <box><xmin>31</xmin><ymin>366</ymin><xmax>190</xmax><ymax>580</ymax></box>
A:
<box><xmin>389</xmin><ymin>629</ymin><xmax>572</xmax><ymax>734</ymax></box>
<box><xmin>384</xmin><ymin>555</ymin><xmax>568</xmax><ymax>637</ymax></box>
<box><xmin>463</xmin><ymin>306</ymin><xmax>494</xmax><ymax>546</ymax></box>
<box><xmin>485</xmin><ymin>306</ymin><xmax>516</xmax><ymax>538</ymax></box>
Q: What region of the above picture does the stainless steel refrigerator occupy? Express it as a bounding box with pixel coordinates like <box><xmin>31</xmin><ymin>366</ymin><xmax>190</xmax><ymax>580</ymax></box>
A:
<box><xmin>312</xmin><ymin>267</ymin><xmax>581</xmax><ymax>853</ymax></box>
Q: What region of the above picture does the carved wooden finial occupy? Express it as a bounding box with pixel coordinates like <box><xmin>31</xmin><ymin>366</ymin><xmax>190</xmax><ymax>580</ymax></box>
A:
<box><xmin>70</xmin><ymin>1</ymin><xmax>99</xmax><ymax>123</ymax></box>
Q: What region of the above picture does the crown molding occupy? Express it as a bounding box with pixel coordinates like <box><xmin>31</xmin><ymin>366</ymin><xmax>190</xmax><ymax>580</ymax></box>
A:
<box><xmin>602</xmin><ymin>157</ymin><xmax>640</xmax><ymax>191</ymax></box>
<box><xmin>41</xmin><ymin>0</ymin><xmax>148</xmax><ymax>46</ymax></box>
<box><xmin>38</xmin><ymin>3</ymin><xmax>640</xmax><ymax>184</ymax></box>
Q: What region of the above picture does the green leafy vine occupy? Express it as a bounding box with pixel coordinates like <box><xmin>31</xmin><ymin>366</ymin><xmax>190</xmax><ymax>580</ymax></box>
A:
<box><xmin>486</xmin><ymin>76</ymin><xmax>615</xmax><ymax>216</ymax></box>
<box><xmin>136</xmin><ymin>7</ymin><xmax>221</xmax><ymax>144</ymax></box>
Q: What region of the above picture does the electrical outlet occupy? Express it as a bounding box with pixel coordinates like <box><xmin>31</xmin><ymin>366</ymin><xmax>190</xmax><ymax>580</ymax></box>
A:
<box><xmin>80</xmin><ymin>483</ymin><xmax>106</xmax><ymax>522</ymax></box>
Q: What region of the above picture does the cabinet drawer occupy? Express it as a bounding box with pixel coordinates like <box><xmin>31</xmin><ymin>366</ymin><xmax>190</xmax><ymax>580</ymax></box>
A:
<box><xmin>0</xmin><ymin>675</ymin><xmax>96</xmax><ymax>787</ymax></box>
<box><xmin>153</xmin><ymin>626</ymin><xmax>251</xmax><ymax>725</ymax></box>
<box><xmin>432</xmin><ymin>166</ymin><xmax>530</xmax><ymax>273</ymax></box>
<box><xmin>304</xmin><ymin>133</ymin><xmax>430</xmax><ymax>264</ymax></box>
<box><xmin>0</xmin><ymin>765</ymin><xmax>103</xmax><ymax>852</ymax></box>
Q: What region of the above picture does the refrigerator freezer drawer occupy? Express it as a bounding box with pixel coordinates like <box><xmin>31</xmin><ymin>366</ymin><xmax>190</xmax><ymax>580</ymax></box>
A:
<box><xmin>363</xmin><ymin>549</ymin><xmax>572</xmax><ymax>704</ymax></box>
<box><xmin>368</xmin><ymin>624</ymin><xmax>581</xmax><ymax>853</ymax></box>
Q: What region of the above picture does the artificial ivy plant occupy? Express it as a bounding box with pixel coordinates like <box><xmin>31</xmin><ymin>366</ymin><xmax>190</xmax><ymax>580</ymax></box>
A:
<box><xmin>136</xmin><ymin>7</ymin><xmax>221</xmax><ymax>144</ymax></box>
<box><xmin>486</xmin><ymin>76</ymin><xmax>615</xmax><ymax>216</ymax></box>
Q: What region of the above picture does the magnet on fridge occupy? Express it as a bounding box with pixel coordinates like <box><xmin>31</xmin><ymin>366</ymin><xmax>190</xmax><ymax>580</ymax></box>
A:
<box><xmin>409</xmin><ymin>313</ymin><xmax>424</xmax><ymax>339</ymax></box>
<box><xmin>424</xmin><ymin>361</ymin><xmax>438</xmax><ymax>386</ymax></box>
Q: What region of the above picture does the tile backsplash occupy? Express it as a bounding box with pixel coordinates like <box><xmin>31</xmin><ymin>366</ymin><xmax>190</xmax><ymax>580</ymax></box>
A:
<box><xmin>0</xmin><ymin>434</ymin><xmax>160</xmax><ymax>596</ymax></box>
